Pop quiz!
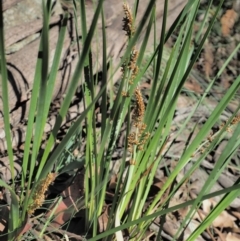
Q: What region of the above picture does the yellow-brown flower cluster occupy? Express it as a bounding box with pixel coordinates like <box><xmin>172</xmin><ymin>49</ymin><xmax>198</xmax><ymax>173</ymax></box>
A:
<box><xmin>121</xmin><ymin>2</ymin><xmax>149</xmax><ymax>155</ymax></box>
<box><xmin>197</xmin><ymin>115</ymin><xmax>240</xmax><ymax>155</ymax></box>
<box><xmin>231</xmin><ymin>115</ymin><xmax>240</xmax><ymax>125</ymax></box>
<box><xmin>220</xmin><ymin>115</ymin><xmax>240</xmax><ymax>133</ymax></box>
<box><xmin>120</xmin><ymin>48</ymin><xmax>139</xmax><ymax>86</ymax></box>
<box><xmin>129</xmin><ymin>48</ymin><xmax>139</xmax><ymax>84</ymax></box>
<box><xmin>127</xmin><ymin>126</ymin><xmax>150</xmax><ymax>153</ymax></box>
<box><xmin>133</xmin><ymin>88</ymin><xmax>145</xmax><ymax>123</ymax></box>
<box><xmin>122</xmin><ymin>2</ymin><xmax>135</xmax><ymax>36</ymax></box>
<box><xmin>128</xmin><ymin>47</ymin><xmax>138</xmax><ymax>69</ymax></box>
<box><xmin>127</xmin><ymin>88</ymin><xmax>150</xmax><ymax>153</ymax></box>
<box><xmin>28</xmin><ymin>173</ymin><xmax>56</xmax><ymax>215</ymax></box>
<box><xmin>121</xmin><ymin>4</ymin><xmax>139</xmax><ymax>89</ymax></box>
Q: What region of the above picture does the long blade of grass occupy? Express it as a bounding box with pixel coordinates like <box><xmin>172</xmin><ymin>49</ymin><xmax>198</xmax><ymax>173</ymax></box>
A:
<box><xmin>36</xmin><ymin>84</ymin><xmax>105</xmax><ymax>181</ymax></box>
<box><xmin>39</xmin><ymin>0</ymin><xmax>105</xmax><ymax>171</ymax></box>
<box><xmin>0</xmin><ymin>1</ymin><xmax>15</xmax><ymax>186</ymax></box>
<box><xmin>148</xmin><ymin>75</ymin><xmax>240</xmax><ymax>215</ymax></box>
<box><xmin>164</xmin><ymin>0</ymin><xmax>195</xmax><ymax>41</ymax></box>
<box><xmin>196</xmin><ymin>186</ymin><xmax>240</xmax><ymax>237</ymax></box>
<box><xmin>145</xmin><ymin>0</ymin><xmax>167</xmax><ymax>111</ymax></box>
<box><xmin>28</xmin><ymin>0</ymin><xmax>51</xmax><ymax>178</ymax></box>
<box><xmin>0</xmin><ymin>4</ymin><xmax>20</xmax><ymax>238</ymax></box>
<box><xmin>146</xmin><ymin>0</ymin><xmax>229</xmax><ymax>212</ymax></box>
<box><xmin>32</xmin><ymin>13</ymin><xmax>69</xmax><ymax>175</ymax></box>
<box><xmin>87</xmin><ymin>182</ymin><xmax>240</xmax><ymax>241</ymax></box>
<box><xmin>171</xmin><ymin>105</ymin><xmax>240</xmax><ymax>240</ymax></box>
<box><xmin>21</xmin><ymin>0</ymin><xmax>53</xmax><ymax>219</ymax></box>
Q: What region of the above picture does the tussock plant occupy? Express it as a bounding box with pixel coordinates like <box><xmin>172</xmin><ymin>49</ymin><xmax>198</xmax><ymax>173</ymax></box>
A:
<box><xmin>0</xmin><ymin>0</ymin><xmax>239</xmax><ymax>240</ymax></box>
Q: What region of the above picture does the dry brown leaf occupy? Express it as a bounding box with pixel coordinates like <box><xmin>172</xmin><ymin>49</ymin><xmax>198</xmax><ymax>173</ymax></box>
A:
<box><xmin>184</xmin><ymin>78</ymin><xmax>203</xmax><ymax>93</ymax></box>
<box><xmin>108</xmin><ymin>174</ymin><xmax>118</xmax><ymax>190</ymax></box>
<box><xmin>163</xmin><ymin>216</ymin><xmax>180</xmax><ymax>237</ymax></box>
<box><xmin>231</xmin><ymin>210</ymin><xmax>240</xmax><ymax>219</ymax></box>
<box><xmin>214</xmin><ymin>228</ymin><xmax>226</xmax><ymax>241</ymax></box>
<box><xmin>202</xmin><ymin>199</ymin><xmax>237</xmax><ymax>229</ymax></box>
<box><xmin>220</xmin><ymin>9</ymin><xmax>238</xmax><ymax>36</ymax></box>
<box><xmin>226</xmin><ymin>232</ymin><xmax>240</xmax><ymax>241</ymax></box>
<box><xmin>203</xmin><ymin>41</ymin><xmax>214</xmax><ymax>78</ymax></box>
<box><xmin>46</xmin><ymin>172</ymin><xmax>84</xmax><ymax>227</ymax></box>
<box><xmin>98</xmin><ymin>205</ymin><xmax>109</xmax><ymax>233</ymax></box>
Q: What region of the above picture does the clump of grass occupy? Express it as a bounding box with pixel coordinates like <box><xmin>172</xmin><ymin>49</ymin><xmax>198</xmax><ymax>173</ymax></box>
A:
<box><xmin>0</xmin><ymin>0</ymin><xmax>240</xmax><ymax>240</ymax></box>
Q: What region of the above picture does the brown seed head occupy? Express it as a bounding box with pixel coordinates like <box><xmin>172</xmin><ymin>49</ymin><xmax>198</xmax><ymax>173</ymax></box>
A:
<box><xmin>122</xmin><ymin>2</ymin><xmax>135</xmax><ymax>36</ymax></box>
<box><xmin>133</xmin><ymin>87</ymin><xmax>145</xmax><ymax>123</ymax></box>
<box><xmin>28</xmin><ymin>173</ymin><xmax>56</xmax><ymax>215</ymax></box>
<box><xmin>128</xmin><ymin>48</ymin><xmax>138</xmax><ymax>70</ymax></box>
<box><xmin>231</xmin><ymin>115</ymin><xmax>240</xmax><ymax>125</ymax></box>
